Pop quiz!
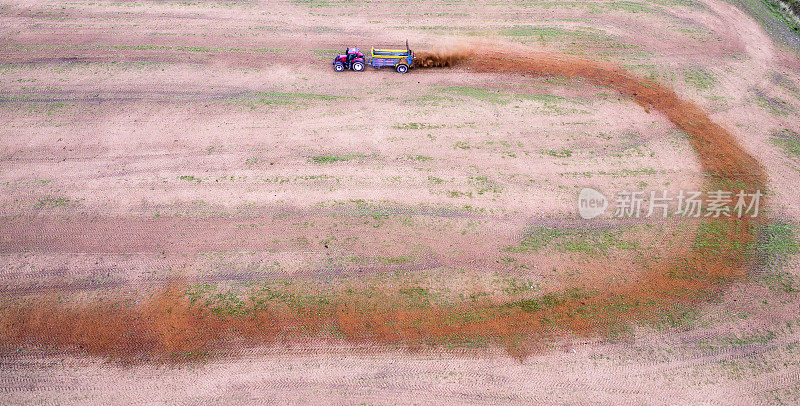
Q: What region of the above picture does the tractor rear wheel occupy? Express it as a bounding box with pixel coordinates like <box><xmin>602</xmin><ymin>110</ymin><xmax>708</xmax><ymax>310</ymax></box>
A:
<box><xmin>352</xmin><ymin>62</ymin><xmax>365</xmax><ymax>72</ymax></box>
<box><xmin>333</xmin><ymin>63</ymin><xmax>345</xmax><ymax>72</ymax></box>
<box><xmin>396</xmin><ymin>64</ymin><xmax>408</xmax><ymax>74</ymax></box>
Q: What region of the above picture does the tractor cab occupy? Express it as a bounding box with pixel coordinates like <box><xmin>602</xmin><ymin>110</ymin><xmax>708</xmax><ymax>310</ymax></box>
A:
<box><xmin>333</xmin><ymin>47</ymin><xmax>365</xmax><ymax>72</ymax></box>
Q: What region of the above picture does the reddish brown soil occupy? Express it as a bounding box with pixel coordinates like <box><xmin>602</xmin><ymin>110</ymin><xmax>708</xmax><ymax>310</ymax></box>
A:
<box><xmin>0</xmin><ymin>47</ymin><xmax>767</xmax><ymax>361</ymax></box>
<box><xmin>465</xmin><ymin>50</ymin><xmax>765</xmax><ymax>188</ymax></box>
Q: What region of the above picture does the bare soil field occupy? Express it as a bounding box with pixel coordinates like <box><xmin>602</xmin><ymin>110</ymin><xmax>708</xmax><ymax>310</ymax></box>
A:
<box><xmin>1</xmin><ymin>0</ymin><xmax>800</xmax><ymax>404</ymax></box>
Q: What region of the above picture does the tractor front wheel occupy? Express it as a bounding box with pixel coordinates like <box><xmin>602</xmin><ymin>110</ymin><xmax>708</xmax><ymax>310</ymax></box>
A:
<box><xmin>333</xmin><ymin>63</ymin><xmax>345</xmax><ymax>72</ymax></box>
<box><xmin>396</xmin><ymin>64</ymin><xmax>408</xmax><ymax>74</ymax></box>
<box><xmin>352</xmin><ymin>62</ymin><xmax>365</xmax><ymax>72</ymax></box>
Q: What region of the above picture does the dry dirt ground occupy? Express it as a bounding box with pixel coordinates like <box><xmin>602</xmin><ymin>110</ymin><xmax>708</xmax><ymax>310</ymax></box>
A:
<box><xmin>1</xmin><ymin>0</ymin><xmax>800</xmax><ymax>404</ymax></box>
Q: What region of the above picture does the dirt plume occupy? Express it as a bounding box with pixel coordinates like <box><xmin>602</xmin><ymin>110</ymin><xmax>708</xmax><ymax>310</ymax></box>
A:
<box><xmin>414</xmin><ymin>42</ymin><xmax>475</xmax><ymax>68</ymax></box>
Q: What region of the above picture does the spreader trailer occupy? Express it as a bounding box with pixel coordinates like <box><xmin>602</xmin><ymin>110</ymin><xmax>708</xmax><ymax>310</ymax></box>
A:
<box><xmin>368</xmin><ymin>46</ymin><xmax>414</xmax><ymax>73</ymax></box>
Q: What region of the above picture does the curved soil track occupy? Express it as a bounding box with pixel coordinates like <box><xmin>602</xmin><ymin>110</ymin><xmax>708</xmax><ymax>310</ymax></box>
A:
<box><xmin>0</xmin><ymin>47</ymin><xmax>768</xmax><ymax>360</ymax></box>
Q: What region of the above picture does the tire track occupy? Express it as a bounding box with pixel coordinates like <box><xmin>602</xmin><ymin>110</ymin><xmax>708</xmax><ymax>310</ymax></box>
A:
<box><xmin>0</xmin><ymin>45</ymin><xmax>768</xmax><ymax>361</ymax></box>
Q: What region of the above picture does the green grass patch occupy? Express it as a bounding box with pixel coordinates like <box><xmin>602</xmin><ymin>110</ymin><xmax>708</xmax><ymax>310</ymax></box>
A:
<box><xmin>605</xmin><ymin>0</ymin><xmax>656</xmax><ymax>13</ymax></box>
<box><xmin>35</xmin><ymin>196</ymin><xmax>71</xmax><ymax>208</ymax></box>
<box><xmin>443</xmin><ymin>85</ymin><xmax>515</xmax><ymax>105</ymax></box>
<box><xmin>392</xmin><ymin>122</ymin><xmax>443</xmax><ymax>130</ymax></box>
<box><xmin>407</xmin><ymin>94</ymin><xmax>456</xmax><ymax>106</ymax></box>
<box><xmin>441</xmin><ymin>86</ymin><xmax>587</xmax><ymax>114</ymax></box>
<box><xmin>251</xmin><ymin>91</ymin><xmax>339</xmax><ymax>102</ymax></box>
<box><xmin>540</xmin><ymin>148</ymin><xmax>573</xmax><ymax>158</ymax></box>
<box><xmin>757</xmin><ymin>222</ymin><xmax>800</xmax><ymax>293</ymax></box>
<box><xmin>179</xmin><ymin>175</ymin><xmax>202</xmax><ymax>183</ymax></box>
<box><xmin>683</xmin><ymin>67</ymin><xmax>717</xmax><ymax>89</ymax></box>
<box><xmin>227</xmin><ymin>91</ymin><xmax>340</xmax><ymax>109</ymax></box>
<box><xmin>108</xmin><ymin>44</ymin><xmax>283</xmax><ymax>54</ymax></box>
<box><xmin>770</xmin><ymin>129</ymin><xmax>800</xmax><ymax>159</ymax></box>
<box><xmin>499</xmin><ymin>25</ymin><xmax>574</xmax><ymax>37</ymax></box>
<box><xmin>406</xmin><ymin>154</ymin><xmax>433</xmax><ymax>162</ymax></box>
<box><xmin>753</xmin><ymin>89</ymin><xmax>797</xmax><ymax>116</ymax></box>
<box><xmin>291</xmin><ymin>0</ymin><xmax>335</xmax><ymax>8</ymax></box>
<box><xmin>502</xmin><ymin>293</ymin><xmax>564</xmax><ymax>312</ymax></box>
<box><xmin>505</xmin><ymin>227</ymin><xmax>639</xmax><ymax>255</ymax></box>
<box><xmin>309</xmin><ymin>154</ymin><xmax>366</xmax><ymax>164</ymax></box>
<box><xmin>497</xmin><ymin>24</ymin><xmax>637</xmax><ymax>52</ymax></box>
<box><xmin>244</xmin><ymin>157</ymin><xmax>265</xmax><ymax>166</ymax></box>
<box><xmin>692</xmin><ymin>220</ymin><xmax>755</xmax><ymax>260</ymax></box>
<box><xmin>760</xmin><ymin>223</ymin><xmax>799</xmax><ymax>257</ymax></box>
<box><xmin>560</xmin><ymin>168</ymin><xmax>659</xmax><ymax>178</ymax></box>
<box><xmin>468</xmin><ymin>175</ymin><xmax>504</xmax><ymax>195</ymax></box>
<box><xmin>500</xmin><ymin>287</ymin><xmax>598</xmax><ymax>315</ymax></box>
